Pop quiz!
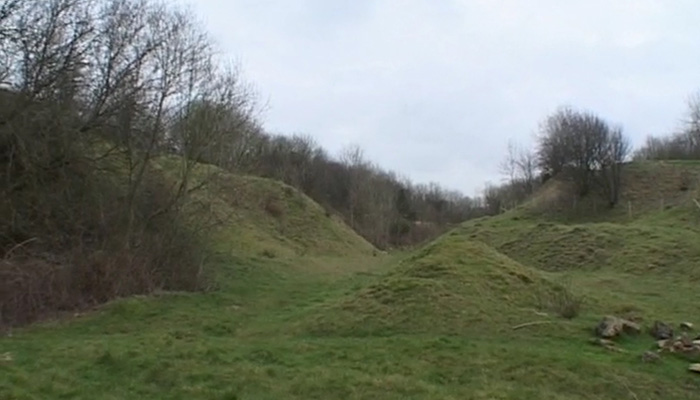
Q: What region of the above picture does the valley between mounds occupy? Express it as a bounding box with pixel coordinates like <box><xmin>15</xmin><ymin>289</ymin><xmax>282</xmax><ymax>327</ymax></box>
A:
<box><xmin>3</xmin><ymin>161</ymin><xmax>700</xmax><ymax>399</ymax></box>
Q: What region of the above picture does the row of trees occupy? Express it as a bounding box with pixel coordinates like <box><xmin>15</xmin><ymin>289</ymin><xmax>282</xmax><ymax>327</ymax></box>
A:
<box><xmin>194</xmin><ymin>124</ymin><xmax>487</xmax><ymax>248</ymax></box>
<box><xmin>154</xmin><ymin>91</ymin><xmax>487</xmax><ymax>247</ymax></box>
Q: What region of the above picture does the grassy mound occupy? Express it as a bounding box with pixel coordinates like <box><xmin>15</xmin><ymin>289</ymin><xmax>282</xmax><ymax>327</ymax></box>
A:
<box><xmin>209</xmin><ymin>174</ymin><xmax>376</xmax><ymax>259</ymax></box>
<box><xmin>304</xmin><ymin>233</ymin><xmax>563</xmax><ymax>336</ymax></box>
<box><xmin>460</xmin><ymin>161</ymin><xmax>700</xmax><ymax>276</ymax></box>
<box><xmin>155</xmin><ymin>158</ymin><xmax>376</xmax><ymax>261</ymax></box>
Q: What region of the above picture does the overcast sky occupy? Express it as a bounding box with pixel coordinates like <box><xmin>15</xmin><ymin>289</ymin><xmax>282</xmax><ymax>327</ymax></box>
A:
<box><xmin>184</xmin><ymin>0</ymin><xmax>700</xmax><ymax>196</ymax></box>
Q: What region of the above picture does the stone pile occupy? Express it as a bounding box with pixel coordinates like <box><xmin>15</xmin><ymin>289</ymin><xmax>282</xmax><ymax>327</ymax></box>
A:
<box><xmin>592</xmin><ymin>316</ymin><xmax>700</xmax><ymax>374</ymax></box>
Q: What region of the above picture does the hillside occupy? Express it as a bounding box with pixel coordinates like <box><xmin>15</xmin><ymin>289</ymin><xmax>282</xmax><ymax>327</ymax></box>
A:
<box><xmin>155</xmin><ymin>159</ymin><xmax>377</xmax><ymax>260</ymax></box>
<box><xmin>457</xmin><ymin>160</ymin><xmax>700</xmax><ymax>322</ymax></box>
<box><xmin>525</xmin><ymin>161</ymin><xmax>700</xmax><ymax>224</ymax></box>
<box><xmin>460</xmin><ymin>161</ymin><xmax>700</xmax><ymax>277</ymax></box>
<box><xmin>3</xmin><ymin>161</ymin><xmax>700</xmax><ymax>399</ymax></box>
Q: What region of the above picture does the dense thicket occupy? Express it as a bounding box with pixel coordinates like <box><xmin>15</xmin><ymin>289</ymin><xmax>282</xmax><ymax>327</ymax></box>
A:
<box><xmin>0</xmin><ymin>0</ymin><xmax>254</xmax><ymax>325</ymax></box>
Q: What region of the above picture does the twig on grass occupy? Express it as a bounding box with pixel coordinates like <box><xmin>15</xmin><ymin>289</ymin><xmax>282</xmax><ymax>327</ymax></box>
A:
<box><xmin>512</xmin><ymin>320</ymin><xmax>555</xmax><ymax>330</ymax></box>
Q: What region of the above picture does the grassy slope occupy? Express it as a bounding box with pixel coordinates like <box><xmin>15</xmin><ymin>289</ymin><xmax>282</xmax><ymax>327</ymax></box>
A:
<box><xmin>154</xmin><ymin>158</ymin><xmax>376</xmax><ymax>260</ymax></box>
<box><xmin>3</xmin><ymin>161</ymin><xmax>700</xmax><ymax>399</ymax></box>
<box><xmin>302</xmin><ymin>236</ymin><xmax>560</xmax><ymax>337</ymax></box>
<box><xmin>459</xmin><ymin>161</ymin><xmax>700</xmax><ymax>321</ymax></box>
<box><xmin>526</xmin><ymin>161</ymin><xmax>700</xmax><ymax>224</ymax></box>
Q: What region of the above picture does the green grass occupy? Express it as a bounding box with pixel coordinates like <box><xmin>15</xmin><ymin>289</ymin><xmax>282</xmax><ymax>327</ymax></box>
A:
<box><xmin>4</xmin><ymin>161</ymin><xmax>700</xmax><ymax>399</ymax></box>
<box><xmin>4</xmin><ymin>247</ymin><xmax>700</xmax><ymax>399</ymax></box>
<box><xmin>301</xmin><ymin>236</ymin><xmax>562</xmax><ymax>337</ymax></box>
<box><xmin>458</xmin><ymin>214</ymin><xmax>700</xmax><ymax>276</ymax></box>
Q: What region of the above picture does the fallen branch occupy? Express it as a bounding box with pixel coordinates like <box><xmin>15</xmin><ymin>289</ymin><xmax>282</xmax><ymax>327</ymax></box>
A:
<box><xmin>4</xmin><ymin>238</ymin><xmax>38</xmax><ymax>259</ymax></box>
<box><xmin>693</xmin><ymin>198</ymin><xmax>700</xmax><ymax>211</ymax></box>
<box><xmin>512</xmin><ymin>320</ymin><xmax>555</xmax><ymax>330</ymax></box>
<box><xmin>617</xmin><ymin>377</ymin><xmax>639</xmax><ymax>400</ymax></box>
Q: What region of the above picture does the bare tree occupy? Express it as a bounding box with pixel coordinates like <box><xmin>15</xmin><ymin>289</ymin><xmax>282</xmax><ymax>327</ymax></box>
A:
<box><xmin>537</xmin><ymin>107</ymin><xmax>624</xmax><ymax>198</ymax></box>
<box><xmin>598</xmin><ymin>127</ymin><xmax>630</xmax><ymax>207</ymax></box>
<box><xmin>685</xmin><ymin>92</ymin><xmax>700</xmax><ymax>154</ymax></box>
<box><xmin>500</xmin><ymin>139</ymin><xmax>538</xmax><ymax>198</ymax></box>
<box><xmin>483</xmin><ymin>183</ymin><xmax>503</xmax><ymax>215</ymax></box>
<box><xmin>500</xmin><ymin>140</ymin><xmax>519</xmax><ymax>183</ymax></box>
<box><xmin>635</xmin><ymin>91</ymin><xmax>700</xmax><ymax>161</ymax></box>
<box><xmin>339</xmin><ymin>144</ymin><xmax>369</xmax><ymax>228</ymax></box>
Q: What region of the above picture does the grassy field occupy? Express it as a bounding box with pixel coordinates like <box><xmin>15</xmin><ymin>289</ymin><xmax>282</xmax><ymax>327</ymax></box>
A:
<box><xmin>3</xmin><ymin>162</ymin><xmax>700</xmax><ymax>399</ymax></box>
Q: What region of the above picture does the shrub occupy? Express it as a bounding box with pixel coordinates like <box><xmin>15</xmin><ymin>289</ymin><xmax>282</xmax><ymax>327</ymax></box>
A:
<box><xmin>537</xmin><ymin>280</ymin><xmax>584</xmax><ymax>319</ymax></box>
<box><xmin>0</xmin><ymin>164</ymin><xmax>207</xmax><ymax>326</ymax></box>
<box><xmin>264</xmin><ymin>196</ymin><xmax>284</xmax><ymax>218</ymax></box>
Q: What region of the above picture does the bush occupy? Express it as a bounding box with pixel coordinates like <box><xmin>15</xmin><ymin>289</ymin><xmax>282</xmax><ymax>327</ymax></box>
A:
<box><xmin>263</xmin><ymin>196</ymin><xmax>284</xmax><ymax>218</ymax></box>
<box><xmin>537</xmin><ymin>281</ymin><xmax>584</xmax><ymax>319</ymax></box>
